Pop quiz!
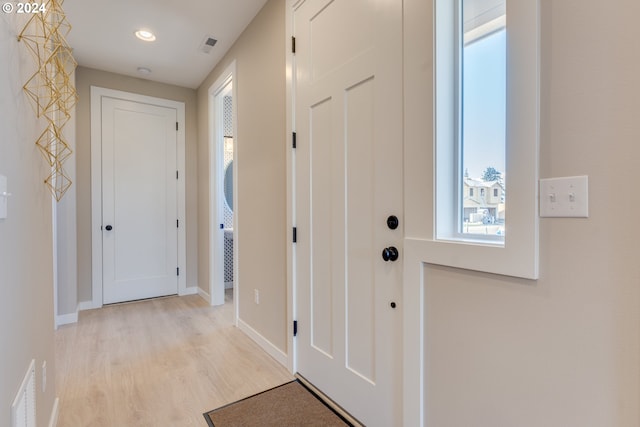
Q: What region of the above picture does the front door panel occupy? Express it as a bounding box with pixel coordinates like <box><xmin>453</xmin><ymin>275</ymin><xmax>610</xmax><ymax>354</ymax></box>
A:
<box><xmin>294</xmin><ymin>0</ymin><xmax>403</xmax><ymax>425</ymax></box>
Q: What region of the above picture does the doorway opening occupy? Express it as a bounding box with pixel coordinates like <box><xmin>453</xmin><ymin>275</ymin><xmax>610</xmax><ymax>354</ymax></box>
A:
<box><xmin>220</xmin><ymin>89</ymin><xmax>234</xmax><ymax>294</ymax></box>
<box><xmin>209</xmin><ymin>62</ymin><xmax>237</xmax><ymax>314</ymax></box>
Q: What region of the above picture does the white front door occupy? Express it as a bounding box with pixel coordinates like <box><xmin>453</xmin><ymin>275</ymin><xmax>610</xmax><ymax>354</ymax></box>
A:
<box><xmin>293</xmin><ymin>0</ymin><xmax>403</xmax><ymax>425</ymax></box>
<box><xmin>101</xmin><ymin>97</ymin><xmax>178</xmax><ymax>304</ymax></box>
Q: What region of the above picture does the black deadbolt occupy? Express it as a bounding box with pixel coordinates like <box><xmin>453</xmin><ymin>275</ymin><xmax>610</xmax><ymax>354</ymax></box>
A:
<box><xmin>105</xmin><ymin>225</ymin><xmax>113</xmax><ymax>231</ymax></box>
<box><xmin>390</xmin><ymin>302</ymin><xmax>397</xmax><ymax>309</ymax></box>
<box><xmin>386</xmin><ymin>215</ymin><xmax>399</xmax><ymax>230</ymax></box>
<box><xmin>382</xmin><ymin>246</ymin><xmax>399</xmax><ymax>262</ymax></box>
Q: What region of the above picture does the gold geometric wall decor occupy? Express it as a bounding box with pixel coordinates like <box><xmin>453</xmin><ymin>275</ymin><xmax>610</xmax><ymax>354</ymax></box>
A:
<box><xmin>22</xmin><ymin>64</ymin><xmax>59</xmax><ymax>119</ymax></box>
<box><xmin>35</xmin><ymin>125</ymin><xmax>72</xmax><ymax>167</ymax></box>
<box><xmin>18</xmin><ymin>0</ymin><xmax>77</xmax><ymax>201</ymax></box>
<box><xmin>44</xmin><ymin>160</ymin><xmax>72</xmax><ymax>202</ymax></box>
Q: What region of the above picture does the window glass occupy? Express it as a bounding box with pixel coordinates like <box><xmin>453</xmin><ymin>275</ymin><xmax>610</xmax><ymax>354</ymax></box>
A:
<box><xmin>460</xmin><ymin>0</ymin><xmax>506</xmax><ymax>237</ymax></box>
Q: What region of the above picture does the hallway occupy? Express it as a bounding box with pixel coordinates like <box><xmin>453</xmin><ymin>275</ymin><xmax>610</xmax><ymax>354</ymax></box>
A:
<box><xmin>55</xmin><ymin>292</ymin><xmax>292</xmax><ymax>426</ymax></box>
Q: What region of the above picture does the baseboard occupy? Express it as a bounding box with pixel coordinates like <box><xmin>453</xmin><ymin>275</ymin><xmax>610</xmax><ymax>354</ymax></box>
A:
<box><xmin>56</xmin><ymin>311</ymin><xmax>78</xmax><ymax>327</ymax></box>
<box><xmin>78</xmin><ymin>287</ymin><xmax>199</xmax><ymax>312</ymax></box>
<box><xmin>77</xmin><ymin>300</ymin><xmax>99</xmax><ymax>311</ymax></box>
<box><xmin>48</xmin><ymin>397</ymin><xmax>59</xmax><ymax>427</ymax></box>
<box><xmin>197</xmin><ymin>286</ymin><xmax>211</xmax><ymax>304</ymax></box>
<box><xmin>237</xmin><ymin>319</ymin><xmax>288</xmax><ymax>368</ymax></box>
<box><xmin>180</xmin><ymin>286</ymin><xmax>198</xmax><ymax>296</ymax></box>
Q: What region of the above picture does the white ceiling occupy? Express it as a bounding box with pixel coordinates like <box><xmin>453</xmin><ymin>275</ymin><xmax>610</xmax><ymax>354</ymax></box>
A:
<box><xmin>64</xmin><ymin>0</ymin><xmax>269</xmax><ymax>89</ymax></box>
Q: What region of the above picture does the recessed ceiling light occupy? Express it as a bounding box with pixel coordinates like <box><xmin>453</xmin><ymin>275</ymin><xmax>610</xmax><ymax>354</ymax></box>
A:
<box><xmin>135</xmin><ymin>29</ymin><xmax>156</xmax><ymax>42</ymax></box>
<box><xmin>137</xmin><ymin>67</ymin><xmax>152</xmax><ymax>75</ymax></box>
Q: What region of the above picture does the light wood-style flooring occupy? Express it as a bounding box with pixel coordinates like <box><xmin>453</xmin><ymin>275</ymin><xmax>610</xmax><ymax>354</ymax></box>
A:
<box><xmin>55</xmin><ymin>291</ymin><xmax>293</xmax><ymax>426</ymax></box>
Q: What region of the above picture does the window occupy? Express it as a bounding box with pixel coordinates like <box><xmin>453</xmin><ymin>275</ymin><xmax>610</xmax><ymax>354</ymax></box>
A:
<box><xmin>430</xmin><ymin>0</ymin><xmax>540</xmax><ymax>279</ymax></box>
<box><xmin>436</xmin><ymin>0</ymin><xmax>506</xmax><ymax>242</ymax></box>
<box><xmin>402</xmin><ymin>2</ymin><xmax>540</xmax><ymax>423</ymax></box>
<box><xmin>461</xmin><ymin>1</ymin><xmax>506</xmax><ymax>237</ymax></box>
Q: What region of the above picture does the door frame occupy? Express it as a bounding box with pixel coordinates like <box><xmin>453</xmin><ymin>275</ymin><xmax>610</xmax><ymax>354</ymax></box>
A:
<box><xmin>207</xmin><ymin>61</ymin><xmax>239</xmax><ymax>313</ymax></box>
<box><xmin>89</xmin><ymin>86</ymin><xmax>187</xmax><ymax>309</ymax></box>
<box><xmin>285</xmin><ymin>0</ymin><xmax>296</xmax><ymax>374</ymax></box>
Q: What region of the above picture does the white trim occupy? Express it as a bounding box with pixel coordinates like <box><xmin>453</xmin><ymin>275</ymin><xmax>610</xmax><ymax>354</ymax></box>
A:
<box><xmin>403</xmin><ymin>240</ymin><xmax>426</xmax><ymax>427</ymax></box>
<box><xmin>52</xmin><ymin>196</ymin><xmax>58</xmax><ymax>329</ymax></box>
<box><xmin>90</xmin><ymin>86</ymin><xmax>187</xmax><ymax>308</ymax></box>
<box><xmin>48</xmin><ymin>398</ymin><xmax>59</xmax><ymax>427</ymax></box>
<box><xmin>181</xmin><ymin>286</ymin><xmax>198</xmax><ymax>296</ymax></box>
<box><xmin>90</xmin><ymin>86</ymin><xmax>101</xmax><ymax>309</ymax></box>
<box><xmin>55</xmin><ymin>311</ymin><xmax>78</xmax><ymax>327</ymax></box>
<box><xmin>77</xmin><ymin>300</ymin><xmax>95</xmax><ymax>312</ymax></box>
<box><xmin>238</xmin><ymin>319</ymin><xmax>289</xmax><ymax>368</ymax></box>
<box><xmin>54</xmin><ymin>95</ymin><xmax>78</xmax><ymax>330</ymax></box>
<box><xmin>464</xmin><ymin>15</ymin><xmax>506</xmax><ymax>45</ymax></box>
<box><xmin>11</xmin><ymin>359</ymin><xmax>35</xmax><ymax>427</ymax></box>
<box><xmin>176</xmin><ymin>99</ymin><xmax>187</xmax><ymax>298</ymax></box>
<box><xmin>207</xmin><ymin>61</ymin><xmax>238</xmax><ymax>309</ymax></box>
<box><xmin>285</xmin><ymin>0</ymin><xmax>297</xmax><ymax>376</ymax></box>
<box><xmin>197</xmin><ymin>286</ymin><xmax>211</xmax><ymax>304</ymax></box>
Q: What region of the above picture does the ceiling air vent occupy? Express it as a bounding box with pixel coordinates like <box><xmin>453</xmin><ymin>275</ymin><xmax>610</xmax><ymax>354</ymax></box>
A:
<box><xmin>201</xmin><ymin>36</ymin><xmax>218</xmax><ymax>54</ymax></box>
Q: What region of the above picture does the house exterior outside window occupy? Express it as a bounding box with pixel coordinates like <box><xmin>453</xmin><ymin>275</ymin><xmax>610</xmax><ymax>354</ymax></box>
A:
<box><xmin>463</xmin><ymin>177</ymin><xmax>505</xmax><ymax>227</ymax></box>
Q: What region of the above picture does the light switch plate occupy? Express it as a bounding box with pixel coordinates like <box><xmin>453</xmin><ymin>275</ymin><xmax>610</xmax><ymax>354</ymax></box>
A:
<box><xmin>0</xmin><ymin>175</ymin><xmax>7</xmax><ymax>220</ymax></box>
<box><xmin>539</xmin><ymin>176</ymin><xmax>589</xmax><ymax>218</ymax></box>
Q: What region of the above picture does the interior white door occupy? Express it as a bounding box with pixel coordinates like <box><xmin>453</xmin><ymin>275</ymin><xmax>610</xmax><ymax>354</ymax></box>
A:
<box><xmin>294</xmin><ymin>0</ymin><xmax>403</xmax><ymax>425</ymax></box>
<box><xmin>101</xmin><ymin>97</ymin><xmax>178</xmax><ymax>304</ymax></box>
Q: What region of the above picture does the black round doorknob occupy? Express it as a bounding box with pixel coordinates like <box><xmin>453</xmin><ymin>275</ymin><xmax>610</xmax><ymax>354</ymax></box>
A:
<box><xmin>387</xmin><ymin>215</ymin><xmax>399</xmax><ymax>230</ymax></box>
<box><xmin>105</xmin><ymin>225</ymin><xmax>113</xmax><ymax>231</ymax></box>
<box><xmin>382</xmin><ymin>246</ymin><xmax>399</xmax><ymax>262</ymax></box>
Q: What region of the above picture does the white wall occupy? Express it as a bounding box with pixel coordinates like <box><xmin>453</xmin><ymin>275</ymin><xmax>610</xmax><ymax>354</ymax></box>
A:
<box><xmin>405</xmin><ymin>0</ymin><xmax>640</xmax><ymax>425</ymax></box>
<box><xmin>0</xmin><ymin>13</ymin><xmax>58</xmax><ymax>427</ymax></box>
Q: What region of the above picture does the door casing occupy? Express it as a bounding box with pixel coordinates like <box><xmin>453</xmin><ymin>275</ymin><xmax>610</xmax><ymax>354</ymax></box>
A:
<box><xmin>207</xmin><ymin>61</ymin><xmax>238</xmax><ymax>313</ymax></box>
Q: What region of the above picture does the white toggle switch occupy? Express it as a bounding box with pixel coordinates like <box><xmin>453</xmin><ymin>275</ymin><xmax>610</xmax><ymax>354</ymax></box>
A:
<box><xmin>539</xmin><ymin>176</ymin><xmax>589</xmax><ymax>218</ymax></box>
<box><xmin>0</xmin><ymin>175</ymin><xmax>8</xmax><ymax>220</ymax></box>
